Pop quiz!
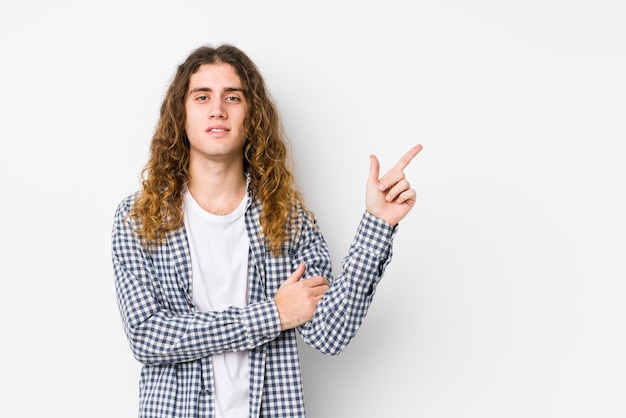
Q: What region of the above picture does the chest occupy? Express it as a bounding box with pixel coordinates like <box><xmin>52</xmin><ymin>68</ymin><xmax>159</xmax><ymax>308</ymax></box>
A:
<box><xmin>149</xmin><ymin>228</ymin><xmax>294</xmax><ymax>313</ymax></box>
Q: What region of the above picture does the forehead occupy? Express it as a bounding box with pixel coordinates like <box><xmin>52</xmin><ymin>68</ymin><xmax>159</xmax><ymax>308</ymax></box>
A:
<box><xmin>188</xmin><ymin>63</ymin><xmax>243</xmax><ymax>90</ymax></box>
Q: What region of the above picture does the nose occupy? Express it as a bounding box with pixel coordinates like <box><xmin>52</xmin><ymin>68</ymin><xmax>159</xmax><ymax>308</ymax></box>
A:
<box><xmin>208</xmin><ymin>99</ymin><xmax>226</xmax><ymax>119</ymax></box>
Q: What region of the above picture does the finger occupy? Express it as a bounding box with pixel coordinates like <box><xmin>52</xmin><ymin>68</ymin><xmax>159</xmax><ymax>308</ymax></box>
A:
<box><xmin>309</xmin><ymin>283</ymin><xmax>329</xmax><ymax>297</ymax></box>
<box><xmin>384</xmin><ymin>179</ymin><xmax>411</xmax><ymax>202</ymax></box>
<box><xmin>369</xmin><ymin>154</ymin><xmax>381</xmax><ymax>183</ymax></box>
<box><xmin>311</xmin><ymin>288</ymin><xmax>329</xmax><ymax>299</ymax></box>
<box><xmin>379</xmin><ymin>169</ymin><xmax>406</xmax><ymax>192</ymax></box>
<box><xmin>286</xmin><ymin>263</ymin><xmax>306</xmax><ymax>283</ymax></box>
<box><xmin>303</xmin><ymin>276</ymin><xmax>330</xmax><ymax>287</ymax></box>
<box><xmin>392</xmin><ymin>144</ymin><xmax>423</xmax><ymax>171</ymax></box>
<box><xmin>394</xmin><ymin>187</ymin><xmax>416</xmax><ymax>205</ymax></box>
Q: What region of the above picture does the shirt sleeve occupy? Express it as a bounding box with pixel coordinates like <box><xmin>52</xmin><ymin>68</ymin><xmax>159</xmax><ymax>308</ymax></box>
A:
<box><xmin>295</xmin><ymin>210</ymin><xmax>397</xmax><ymax>355</ymax></box>
<box><xmin>111</xmin><ymin>196</ymin><xmax>281</xmax><ymax>365</ymax></box>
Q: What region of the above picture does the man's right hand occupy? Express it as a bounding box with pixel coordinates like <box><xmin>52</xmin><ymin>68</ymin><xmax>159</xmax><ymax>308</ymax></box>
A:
<box><xmin>273</xmin><ymin>263</ymin><xmax>329</xmax><ymax>331</ymax></box>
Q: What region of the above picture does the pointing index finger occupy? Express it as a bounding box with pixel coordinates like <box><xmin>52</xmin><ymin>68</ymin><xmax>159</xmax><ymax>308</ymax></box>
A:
<box><xmin>393</xmin><ymin>144</ymin><xmax>423</xmax><ymax>171</ymax></box>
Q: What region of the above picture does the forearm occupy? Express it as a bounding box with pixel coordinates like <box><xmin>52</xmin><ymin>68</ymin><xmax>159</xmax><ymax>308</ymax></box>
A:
<box><xmin>114</xmin><ymin>262</ymin><xmax>281</xmax><ymax>365</ymax></box>
<box><xmin>299</xmin><ymin>211</ymin><xmax>396</xmax><ymax>354</ymax></box>
<box><xmin>128</xmin><ymin>305</ymin><xmax>280</xmax><ymax>365</ymax></box>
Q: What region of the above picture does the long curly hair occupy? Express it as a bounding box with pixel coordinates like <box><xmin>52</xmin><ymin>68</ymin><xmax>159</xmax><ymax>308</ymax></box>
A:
<box><xmin>131</xmin><ymin>44</ymin><xmax>307</xmax><ymax>255</ymax></box>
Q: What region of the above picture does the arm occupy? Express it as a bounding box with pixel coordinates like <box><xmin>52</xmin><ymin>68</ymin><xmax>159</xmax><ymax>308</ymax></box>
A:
<box><xmin>112</xmin><ymin>197</ymin><xmax>281</xmax><ymax>365</ymax></box>
<box><xmin>297</xmin><ymin>145</ymin><xmax>422</xmax><ymax>354</ymax></box>
<box><xmin>295</xmin><ymin>211</ymin><xmax>395</xmax><ymax>355</ymax></box>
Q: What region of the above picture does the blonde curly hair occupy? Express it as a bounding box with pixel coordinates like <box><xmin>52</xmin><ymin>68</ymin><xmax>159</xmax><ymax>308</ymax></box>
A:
<box><xmin>131</xmin><ymin>44</ymin><xmax>308</xmax><ymax>255</ymax></box>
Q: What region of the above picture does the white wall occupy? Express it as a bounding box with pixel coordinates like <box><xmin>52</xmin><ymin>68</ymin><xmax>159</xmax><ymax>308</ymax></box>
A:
<box><xmin>1</xmin><ymin>1</ymin><xmax>624</xmax><ymax>417</ymax></box>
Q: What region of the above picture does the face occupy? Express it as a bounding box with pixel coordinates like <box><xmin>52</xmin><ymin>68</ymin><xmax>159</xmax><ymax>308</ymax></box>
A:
<box><xmin>184</xmin><ymin>63</ymin><xmax>248</xmax><ymax>166</ymax></box>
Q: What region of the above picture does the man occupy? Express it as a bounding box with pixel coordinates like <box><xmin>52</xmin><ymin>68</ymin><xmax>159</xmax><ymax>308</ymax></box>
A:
<box><xmin>112</xmin><ymin>44</ymin><xmax>422</xmax><ymax>417</ymax></box>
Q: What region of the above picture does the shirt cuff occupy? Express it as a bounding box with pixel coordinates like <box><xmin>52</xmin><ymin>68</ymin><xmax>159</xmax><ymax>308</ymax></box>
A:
<box><xmin>242</xmin><ymin>300</ymin><xmax>282</xmax><ymax>348</ymax></box>
<box><xmin>356</xmin><ymin>211</ymin><xmax>397</xmax><ymax>258</ymax></box>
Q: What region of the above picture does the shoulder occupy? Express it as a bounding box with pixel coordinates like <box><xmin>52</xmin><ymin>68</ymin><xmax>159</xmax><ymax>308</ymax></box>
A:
<box><xmin>295</xmin><ymin>201</ymin><xmax>318</xmax><ymax>228</ymax></box>
<box><xmin>116</xmin><ymin>191</ymin><xmax>140</xmax><ymax>210</ymax></box>
<box><xmin>113</xmin><ymin>191</ymin><xmax>141</xmax><ymax>225</ymax></box>
<box><xmin>289</xmin><ymin>202</ymin><xmax>323</xmax><ymax>247</ymax></box>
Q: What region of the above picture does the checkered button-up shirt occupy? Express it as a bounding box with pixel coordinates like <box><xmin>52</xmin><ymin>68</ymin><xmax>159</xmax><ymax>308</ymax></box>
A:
<box><xmin>112</xmin><ymin>193</ymin><xmax>396</xmax><ymax>417</ymax></box>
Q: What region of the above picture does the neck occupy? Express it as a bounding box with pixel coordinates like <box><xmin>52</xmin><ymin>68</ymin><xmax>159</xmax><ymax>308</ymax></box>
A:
<box><xmin>188</xmin><ymin>158</ymin><xmax>247</xmax><ymax>215</ymax></box>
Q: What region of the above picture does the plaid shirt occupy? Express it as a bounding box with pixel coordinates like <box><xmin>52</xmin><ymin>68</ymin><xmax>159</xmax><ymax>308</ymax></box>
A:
<box><xmin>112</xmin><ymin>192</ymin><xmax>396</xmax><ymax>417</ymax></box>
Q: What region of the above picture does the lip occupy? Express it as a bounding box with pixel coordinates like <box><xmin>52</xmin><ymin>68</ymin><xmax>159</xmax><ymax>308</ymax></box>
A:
<box><xmin>205</xmin><ymin>125</ymin><xmax>230</xmax><ymax>133</ymax></box>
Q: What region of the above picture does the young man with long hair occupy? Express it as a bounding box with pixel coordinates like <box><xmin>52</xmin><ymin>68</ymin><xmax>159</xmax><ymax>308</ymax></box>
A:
<box><xmin>112</xmin><ymin>44</ymin><xmax>422</xmax><ymax>417</ymax></box>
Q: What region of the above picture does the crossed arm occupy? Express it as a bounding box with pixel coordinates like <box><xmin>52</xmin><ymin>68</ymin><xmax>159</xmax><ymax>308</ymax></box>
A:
<box><xmin>274</xmin><ymin>144</ymin><xmax>423</xmax><ymax>331</ymax></box>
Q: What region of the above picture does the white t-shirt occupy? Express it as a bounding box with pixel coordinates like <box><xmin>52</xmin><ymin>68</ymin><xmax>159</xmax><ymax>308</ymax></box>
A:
<box><xmin>183</xmin><ymin>190</ymin><xmax>250</xmax><ymax>418</ymax></box>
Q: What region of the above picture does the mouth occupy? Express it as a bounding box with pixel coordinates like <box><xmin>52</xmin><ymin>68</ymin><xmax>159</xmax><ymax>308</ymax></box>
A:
<box><xmin>206</xmin><ymin>126</ymin><xmax>229</xmax><ymax>133</ymax></box>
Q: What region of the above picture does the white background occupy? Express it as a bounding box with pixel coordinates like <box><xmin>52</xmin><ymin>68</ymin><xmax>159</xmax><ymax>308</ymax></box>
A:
<box><xmin>1</xmin><ymin>1</ymin><xmax>624</xmax><ymax>417</ymax></box>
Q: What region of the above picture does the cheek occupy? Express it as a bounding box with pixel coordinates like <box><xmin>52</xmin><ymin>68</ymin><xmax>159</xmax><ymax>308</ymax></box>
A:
<box><xmin>185</xmin><ymin>109</ymin><xmax>201</xmax><ymax>129</ymax></box>
<box><xmin>238</xmin><ymin>109</ymin><xmax>249</xmax><ymax>128</ymax></box>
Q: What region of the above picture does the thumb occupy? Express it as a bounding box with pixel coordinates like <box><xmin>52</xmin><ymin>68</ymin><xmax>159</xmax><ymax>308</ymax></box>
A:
<box><xmin>368</xmin><ymin>154</ymin><xmax>380</xmax><ymax>185</ymax></box>
<box><xmin>285</xmin><ymin>262</ymin><xmax>306</xmax><ymax>283</ymax></box>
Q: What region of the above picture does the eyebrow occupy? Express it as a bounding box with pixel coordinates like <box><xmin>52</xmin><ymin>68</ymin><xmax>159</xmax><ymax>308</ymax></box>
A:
<box><xmin>188</xmin><ymin>87</ymin><xmax>244</xmax><ymax>94</ymax></box>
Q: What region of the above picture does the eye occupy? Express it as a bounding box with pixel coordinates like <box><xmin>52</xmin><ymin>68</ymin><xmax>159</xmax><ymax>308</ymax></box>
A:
<box><xmin>225</xmin><ymin>95</ymin><xmax>241</xmax><ymax>102</ymax></box>
<box><xmin>196</xmin><ymin>95</ymin><xmax>208</xmax><ymax>101</ymax></box>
